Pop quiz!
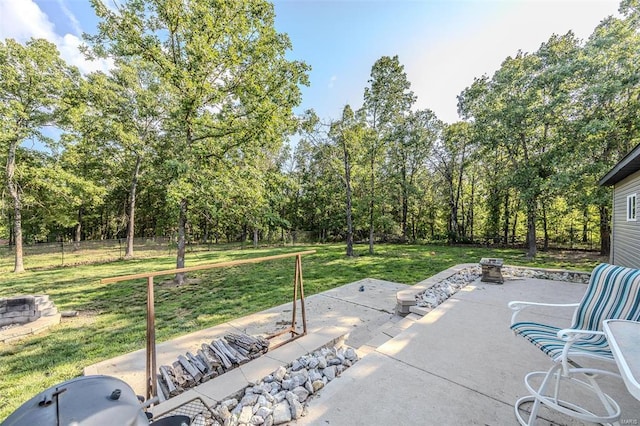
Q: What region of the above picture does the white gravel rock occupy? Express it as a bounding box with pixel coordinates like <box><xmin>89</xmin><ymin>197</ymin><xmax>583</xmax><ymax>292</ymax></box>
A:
<box><xmin>272</xmin><ymin>401</ymin><xmax>291</xmax><ymax>425</ymax></box>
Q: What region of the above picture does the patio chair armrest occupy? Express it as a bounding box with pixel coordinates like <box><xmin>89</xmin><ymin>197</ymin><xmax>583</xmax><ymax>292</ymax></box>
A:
<box><xmin>557</xmin><ymin>328</ymin><xmax>606</xmax><ymax>342</ymax></box>
<box><xmin>556</xmin><ymin>328</ymin><xmax>607</xmax><ymax>374</ymax></box>
<box><xmin>508</xmin><ymin>301</ymin><xmax>580</xmax><ymax>325</ymax></box>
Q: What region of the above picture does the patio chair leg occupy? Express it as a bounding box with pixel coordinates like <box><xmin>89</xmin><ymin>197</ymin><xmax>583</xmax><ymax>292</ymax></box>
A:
<box><xmin>515</xmin><ymin>364</ymin><xmax>559</xmax><ymax>425</ymax></box>
<box><xmin>586</xmin><ymin>373</ymin><xmax>620</xmax><ymax>421</ymax></box>
<box><xmin>515</xmin><ymin>364</ymin><xmax>622</xmax><ymax>426</ymax></box>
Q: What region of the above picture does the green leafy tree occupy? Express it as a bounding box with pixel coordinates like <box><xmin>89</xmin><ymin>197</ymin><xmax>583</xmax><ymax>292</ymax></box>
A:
<box><xmin>391</xmin><ymin>109</ymin><xmax>441</xmax><ymax>241</ymax></box>
<box><xmin>329</xmin><ymin>105</ymin><xmax>368</xmax><ymax>256</ymax></box>
<box><xmin>570</xmin><ymin>5</ymin><xmax>640</xmax><ymax>254</ymax></box>
<box><xmin>431</xmin><ymin>122</ymin><xmax>474</xmax><ymax>243</ymax></box>
<box><xmin>75</xmin><ymin>60</ymin><xmax>164</xmax><ymax>257</ymax></box>
<box><xmin>361</xmin><ymin>55</ymin><xmax>415</xmax><ymax>253</ymax></box>
<box><xmin>87</xmin><ymin>0</ymin><xmax>308</xmax><ymax>283</ymax></box>
<box><xmin>0</xmin><ymin>38</ymin><xmax>79</xmax><ymax>272</ymax></box>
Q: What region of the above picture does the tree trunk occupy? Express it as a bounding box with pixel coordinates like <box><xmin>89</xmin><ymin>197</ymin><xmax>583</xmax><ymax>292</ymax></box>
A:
<box><xmin>125</xmin><ymin>155</ymin><xmax>141</xmax><ymax>259</ymax></box>
<box><xmin>542</xmin><ymin>201</ymin><xmax>549</xmax><ymax>251</ymax></box>
<box><xmin>448</xmin><ymin>188</ymin><xmax>457</xmax><ymax>243</ymax></box>
<box><xmin>469</xmin><ymin>173</ymin><xmax>475</xmax><ymax>243</ymax></box>
<box><xmin>8</xmin><ymin>210</ymin><xmax>14</xmax><ymax>246</ymax></box>
<box><xmin>369</xmin><ymin>153</ymin><xmax>375</xmax><ymax>255</ymax></box>
<box><xmin>454</xmin><ymin>149</ymin><xmax>466</xmax><ymax>242</ymax></box>
<box><xmin>411</xmin><ymin>216</ymin><xmax>416</xmax><ymax>241</ymax></box>
<box><xmin>343</xmin><ymin>144</ymin><xmax>354</xmax><ymax>257</ymax></box>
<box><xmin>74</xmin><ymin>207</ymin><xmax>82</xmax><ymax>250</ymax></box>
<box><xmin>582</xmin><ymin>208</ymin><xmax>589</xmax><ymax>243</ymax></box>
<box><xmin>253</xmin><ymin>228</ymin><xmax>258</xmax><ymax>249</ymax></box>
<box><xmin>401</xmin><ymin>163</ymin><xmax>408</xmax><ymax>241</ymax></box>
<box><xmin>511</xmin><ymin>198</ymin><xmax>520</xmax><ymax>245</ymax></box>
<box><xmin>6</xmin><ymin>139</ymin><xmax>24</xmax><ymax>273</ymax></box>
<box><xmin>174</xmin><ymin>198</ymin><xmax>188</xmax><ymax>285</ymax></box>
<box><xmin>502</xmin><ymin>192</ymin><xmax>510</xmax><ymax>245</ymax></box>
<box><xmin>526</xmin><ymin>197</ymin><xmax>537</xmax><ymax>258</ymax></box>
<box><xmin>599</xmin><ymin>204</ymin><xmax>611</xmax><ymax>256</ymax></box>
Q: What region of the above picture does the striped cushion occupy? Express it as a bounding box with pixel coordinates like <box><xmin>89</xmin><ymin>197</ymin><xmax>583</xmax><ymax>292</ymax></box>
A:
<box><xmin>512</xmin><ymin>263</ymin><xmax>640</xmax><ymax>362</ymax></box>
<box><xmin>572</xmin><ymin>263</ymin><xmax>640</xmax><ymax>330</ymax></box>
<box><xmin>511</xmin><ymin>321</ymin><xmax>612</xmax><ymax>362</ymax></box>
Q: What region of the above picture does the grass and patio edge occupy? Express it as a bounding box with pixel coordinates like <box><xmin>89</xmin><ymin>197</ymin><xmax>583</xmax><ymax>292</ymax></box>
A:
<box><xmin>0</xmin><ymin>243</ymin><xmax>604</xmax><ymax>421</ymax></box>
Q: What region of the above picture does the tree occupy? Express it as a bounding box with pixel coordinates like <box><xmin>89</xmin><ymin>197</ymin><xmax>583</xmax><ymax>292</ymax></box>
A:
<box><xmin>459</xmin><ymin>32</ymin><xmax>581</xmax><ymax>257</ymax></box>
<box><xmin>78</xmin><ymin>60</ymin><xmax>164</xmax><ymax>257</ymax></box>
<box><xmin>361</xmin><ymin>55</ymin><xmax>415</xmax><ymax>254</ymax></box>
<box><xmin>87</xmin><ymin>0</ymin><xmax>308</xmax><ymax>283</ymax></box>
<box><xmin>329</xmin><ymin>105</ymin><xmax>367</xmax><ymax>256</ymax></box>
<box><xmin>431</xmin><ymin>122</ymin><xmax>474</xmax><ymax>243</ymax></box>
<box><xmin>0</xmin><ymin>38</ymin><xmax>79</xmax><ymax>272</ymax></box>
<box><xmin>570</xmin><ymin>6</ymin><xmax>640</xmax><ymax>255</ymax></box>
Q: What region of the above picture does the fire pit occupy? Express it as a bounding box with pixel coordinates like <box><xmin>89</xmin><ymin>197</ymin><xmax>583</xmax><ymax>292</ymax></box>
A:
<box><xmin>479</xmin><ymin>258</ymin><xmax>504</xmax><ymax>284</ymax></box>
<box><xmin>0</xmin><ymin>295</ymin><xmax>60</xmax><ymax>342</ymax></box>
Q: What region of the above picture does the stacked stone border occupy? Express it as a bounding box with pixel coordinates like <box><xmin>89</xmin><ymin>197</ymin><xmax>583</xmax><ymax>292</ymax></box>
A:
<box><xmin>0</xmin><ymin>295</ymin><xmax>61</xmax><ymax>343</ymax></box>
<box><xmin>396</xmin><ymin>263</ymin><xmax>592</xmax><ymax>317</ymax></box>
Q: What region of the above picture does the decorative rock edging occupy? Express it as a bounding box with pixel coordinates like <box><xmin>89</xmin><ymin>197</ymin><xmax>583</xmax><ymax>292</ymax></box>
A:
<box><xmin>176</xmin><ymin>345</ymin><xmax>359</xmax><ymax>426</ymax></box>
<box><xmin>398</xmin><ymin>263</ymin><xmax>592</xmax><ymax>317</ymax></box>
<box><xmin>502</xmin><ymin>266</ymin><xmax>591</xmax><ymax>284</ymax></box>
<box><xmin>396</xmin><ymin>263</ymin><xmax>477</xmax><ymax>315</ymax></box>
<box><xmin>415</xmin><ymin>266</ymin><xmax>481</xmax><ymax>309</ymax></box>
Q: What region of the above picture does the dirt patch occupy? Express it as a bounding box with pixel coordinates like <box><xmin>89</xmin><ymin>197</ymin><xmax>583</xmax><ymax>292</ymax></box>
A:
<box><xmin>544</xmin><ymin>249</ymin><xmax>607</xmax><ymax>264</ymax></box>
<box><xmin>159</xmin><ymin>277</ymin><xmax>203</xmax><ymax>288</ymax></box>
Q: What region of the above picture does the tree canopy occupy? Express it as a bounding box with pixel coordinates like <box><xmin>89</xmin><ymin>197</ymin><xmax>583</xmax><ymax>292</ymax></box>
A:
<box><xmin>1</xmin><ymin>1</ymin><xmax>639</xmax><ymax>271</ymax></box>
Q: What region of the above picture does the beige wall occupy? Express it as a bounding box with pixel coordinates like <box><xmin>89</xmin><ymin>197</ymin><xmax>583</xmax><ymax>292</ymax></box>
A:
<box><xmin>612</xmin><ymin>169</ymin><xmax>640</xmax><ymax>268</ymax></box>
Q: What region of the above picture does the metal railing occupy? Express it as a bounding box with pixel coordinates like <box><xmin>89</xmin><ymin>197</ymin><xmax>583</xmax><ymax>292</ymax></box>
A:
<box><xmin>100</xmin><ymin>250</ymin><xmax>315</xmax><ymax>401</ymax></box>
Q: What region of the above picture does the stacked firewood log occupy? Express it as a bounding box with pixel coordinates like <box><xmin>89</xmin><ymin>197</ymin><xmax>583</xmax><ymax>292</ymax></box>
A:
<box><xmin>158</xmin><ymin>332</ymin><xmax>270</xmax><ymax>398</ymax></box>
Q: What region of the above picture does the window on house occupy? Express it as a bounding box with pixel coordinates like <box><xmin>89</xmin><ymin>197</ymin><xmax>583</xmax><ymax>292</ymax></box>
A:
<box><xmin>628</xmin><ymin>193</ymin><xmax>637</xmax><ymax>221</ymax></box>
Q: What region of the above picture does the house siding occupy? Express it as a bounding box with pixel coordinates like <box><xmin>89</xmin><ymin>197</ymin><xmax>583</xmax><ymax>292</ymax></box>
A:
<box><xmin>612</xmin><ymin>170</ymin><xmax>640</xmax><ymax>268</ymax></box>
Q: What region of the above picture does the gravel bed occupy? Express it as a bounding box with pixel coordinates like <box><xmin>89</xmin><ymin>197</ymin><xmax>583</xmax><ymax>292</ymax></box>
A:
<box><xmin>415</xmin><ymin>265</ymin><xmax>591</xmax><ymax>310</ymax></box>
<box><xmin>180</xmin><ymin>345</ymin><xmax>358</xmax><ymax>426</ymax></box>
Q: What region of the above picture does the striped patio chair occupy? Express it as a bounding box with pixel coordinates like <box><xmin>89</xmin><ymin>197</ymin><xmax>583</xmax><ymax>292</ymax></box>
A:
<box><xmin>508</xmin><ymin>263</ymin><xmax>640</xmax><ymax>425</ymax></box>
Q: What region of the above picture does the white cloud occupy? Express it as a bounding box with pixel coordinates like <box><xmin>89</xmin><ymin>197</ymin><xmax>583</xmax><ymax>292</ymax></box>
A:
<box><xmin>0</xmin><ymin>0</ymin><xmax>111</xmax><ymax>75</ymax></box>
<box><xmin>328</xmin><ymin>75</ymin><xmax>337</xmax><ymax>89</ymax></box>
<box><xmin>0</xmin><ymin>0</ymin><xmax>55</xmax><ymax>41</ymax></box>
<box><xmin>403</xmin><ymin>0</ymin><xmax>621</xmax><ymax>124</ymax></box>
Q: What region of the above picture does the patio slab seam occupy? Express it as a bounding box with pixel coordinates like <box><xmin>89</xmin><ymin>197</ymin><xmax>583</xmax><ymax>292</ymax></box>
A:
<box><xmin>315</xmin><ymin>292</ymin><xmax>396</xmax><ymax>315</ymax></box>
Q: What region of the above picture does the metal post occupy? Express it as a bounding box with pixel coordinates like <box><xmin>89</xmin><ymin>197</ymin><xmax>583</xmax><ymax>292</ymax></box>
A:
<box><xmin>297</xmin><ymin>254</ymin><xmax>307</xmax><ymax>335</ymax></box>
<box><xmin>146</xmin><ymin>276</ymin><xmax>157</xmax><ymax>401</ymax></box>
<box><xmin>290</xmin><ymin>256</ymin><xmax>299</xmax><ymax>338</ymax></box>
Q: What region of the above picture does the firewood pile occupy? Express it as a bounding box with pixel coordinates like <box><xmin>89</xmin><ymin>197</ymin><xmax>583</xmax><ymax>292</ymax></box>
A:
<box><xmin>158</xmin><ymin>332</ymin><xmax>270</xmax><ymax>398</ymax></box>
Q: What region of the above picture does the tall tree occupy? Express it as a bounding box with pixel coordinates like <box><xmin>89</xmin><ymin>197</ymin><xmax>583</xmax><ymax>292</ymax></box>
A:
<box><xmin>387</xmin><ymin>109</ymin><xmax>440</xmax><ymax>241</ymax></box>
<box><xmin>361</xmin><ymin>55</ymin><xmax>415</xmax><ymax>254</ymax></box>
<box><xmin>329</xmin><ymin>105</ymin><xmax>366</xmax><ymax>256</ymax></box>
<box><xmin>570</xmin><ymin>5</ymin><xmax>640</xmax><ymax>255</ymax></box>
<box><xmin>431</xmin><ymin>121</ymin><xmax>472</xmax><ymax>243</ymax></box>
<box><xmin>459</xmin><ymin>32</ymin><xmax>580</xmax><ymax>257</ymax></box>
<box><xmin>78</xmin><ymin>60</ymin><xmax>164</xmax><ymax>258</ymax></box>
<box><xmin>0</xmin><ymin>38</ymin><xmax>79</xmax><ymax>272</ymax></box>
<box><xmin>87</xmin><ymin>0</ymin><xmax>308</xmax><ymax>283</ymax></box>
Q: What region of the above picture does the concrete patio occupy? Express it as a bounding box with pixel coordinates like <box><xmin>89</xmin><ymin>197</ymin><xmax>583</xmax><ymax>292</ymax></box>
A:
<box><xmin>85</xmin><ymin>266</ymin><xmax>640</xmax><ymax>425</ymax></box>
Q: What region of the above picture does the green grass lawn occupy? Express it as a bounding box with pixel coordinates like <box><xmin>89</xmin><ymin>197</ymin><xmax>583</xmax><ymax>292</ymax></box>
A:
<box><xmin>0</xmin><ymin>243</ymin><xmax>605</xmax><ymax>421</ymax></box>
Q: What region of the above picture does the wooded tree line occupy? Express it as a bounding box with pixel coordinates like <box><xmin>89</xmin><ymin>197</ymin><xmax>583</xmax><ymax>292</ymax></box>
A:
<box><xmin>292</xmin><ymin>0</ymin><xmax>640</xmax><ymax>258</ymax></box>
<box><xmin>1</xmin><ymin>0</ymin><xmax>639</xmax><ymax>273</ymax></box>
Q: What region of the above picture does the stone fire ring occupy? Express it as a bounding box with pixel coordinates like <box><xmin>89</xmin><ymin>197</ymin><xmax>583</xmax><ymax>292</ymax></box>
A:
<box><xmin>0</xmin><ymin>295</ymin><xmax>61</xmax><ymax>343</ymax></box>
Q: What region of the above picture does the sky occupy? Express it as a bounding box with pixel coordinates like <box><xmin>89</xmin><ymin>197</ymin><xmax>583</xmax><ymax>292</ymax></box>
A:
<box><xmin>0</xmin><ymin>0</ymin><xmax>622</xmax><ymax>124</ymax></box>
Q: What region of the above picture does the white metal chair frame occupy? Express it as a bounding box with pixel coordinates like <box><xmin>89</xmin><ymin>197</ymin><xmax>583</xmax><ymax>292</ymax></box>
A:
<box><xmin>509</xmin><ymin>263</ymin><xmax>640</xmax><ymax>425</ymax></box>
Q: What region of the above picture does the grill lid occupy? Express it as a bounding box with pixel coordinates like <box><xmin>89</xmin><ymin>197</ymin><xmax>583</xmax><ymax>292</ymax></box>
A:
<box><xmin>3</xmin><ymin>375</ymin><xmax>149</xmax><ymax>426</ymax></box>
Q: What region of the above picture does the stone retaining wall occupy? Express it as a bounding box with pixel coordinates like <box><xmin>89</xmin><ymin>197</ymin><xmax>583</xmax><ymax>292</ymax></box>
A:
<box><xmin>396</xmin><ymin>263</ymin><xmax>593</xmax><ymax>316</ymax></box>
<box><xmin>0</xmin><ymin>295</ymin><xmax>58</xmax><ymax>327</ymax></box>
